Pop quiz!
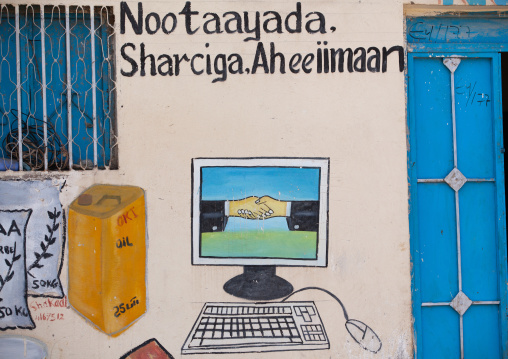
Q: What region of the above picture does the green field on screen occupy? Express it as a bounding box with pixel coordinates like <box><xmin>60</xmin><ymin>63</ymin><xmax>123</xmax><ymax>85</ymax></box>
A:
<box><xmin>201</xmin><ymin>231</ymin><xmax>318</xmax><ymax>258</ymax></box>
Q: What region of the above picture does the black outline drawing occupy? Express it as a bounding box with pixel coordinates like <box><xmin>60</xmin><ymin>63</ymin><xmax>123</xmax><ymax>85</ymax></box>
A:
<box><xmin>120</xmin><ymin>338</ymin><xmax>174</xmax><ymax>359</ymax></box>
<box><xmin>191</xmin><ymin>157</ymin><xmax>330</xmax><ymax>265</ymax></box>
<box><xmin>27</xmin><ymin>207</ymin><xmax>60</xmax><ymax>277</ymax></box>
<box><xmin>283</xmin><ymin>287</ymin><xmax>382</xmax><ymax>354</ymax></box>
<box><xmin>0</xmin><ymin>241</ymin><xmax>21</xmax><ymax>302</ymax></box>
<box><xmin>181</xmin><ymin>301</ymin><xmax>329</xmax><ymax>355</ymax></box>
<box><xmin>0</xmin><ymin>209</ymin><xmax>36</xmax><ymax>331</ymax></box>
<box><xmin>191</xmin><ymin>157</ymin><xmax>330</xmax><ymax>301</ymax></box>
<box><xmin>26</xmin><ymin>202</ymin><xmax>66</xmax><ymax>299</ymax></box>
<box><xmin>0</xmin><ymin>180</ymin><xmax>66</xmax><ymax>299</ymax></box>
<box><xmin>182</xmin><ymin>286</ymin><xmax>382</xmax><ymax>355</ymax></box>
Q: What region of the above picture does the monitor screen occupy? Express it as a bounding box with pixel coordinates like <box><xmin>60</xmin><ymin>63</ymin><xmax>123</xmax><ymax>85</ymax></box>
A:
<box><xmin>192</xmin><ymin>158</ymin><xmax>329</xmax><ymax>266</ymax></box>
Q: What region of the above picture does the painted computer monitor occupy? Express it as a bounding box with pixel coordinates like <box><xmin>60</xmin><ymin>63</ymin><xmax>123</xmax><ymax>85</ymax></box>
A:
<box><xmin>192</xmin><ymin>157</ymin><xmax>329</xmax><ymax>300</ymax></box>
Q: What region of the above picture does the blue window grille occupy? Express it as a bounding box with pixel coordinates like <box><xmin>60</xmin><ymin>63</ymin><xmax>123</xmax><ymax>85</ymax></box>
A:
<box><xmin>0</xmin><ymin>5</ymin><xmax>117</xmax><ymax>171</ymax></box>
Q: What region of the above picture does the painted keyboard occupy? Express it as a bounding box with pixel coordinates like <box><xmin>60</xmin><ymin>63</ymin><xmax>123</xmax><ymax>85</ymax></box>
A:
<box><xmin>182</xmin><ymin>301</ymin><xmax>329</xmax><ymax>354</ymax></box>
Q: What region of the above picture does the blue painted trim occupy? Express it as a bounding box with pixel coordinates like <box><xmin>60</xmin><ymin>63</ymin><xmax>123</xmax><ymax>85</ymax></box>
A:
<box><xmin>409</xmin><ymin>43</ymin><xmax>508</xmax><ymax>53</ymax></box>
<box><xmin>407</xmin><ymin>52</ymin><xmax>423</xmax><ymax>359</ymax></box>
<box><xmin>407</xmin><ymin>16</ymin><xmax>508</xmax><ymax>46</ymax></box>
<box><xmin>491</xmin><ymin>53</ymin><xmax>508</xmax><ymax>359</ymax></box>
<box><xmin>407</xmin><ymin>51</ymin><xmax>508</xmax><ymax>358</ymax></box>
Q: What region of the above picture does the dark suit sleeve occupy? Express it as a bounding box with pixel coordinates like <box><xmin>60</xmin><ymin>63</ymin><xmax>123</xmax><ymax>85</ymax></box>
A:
<box><xmin>200</xmin><ymin>201</ymin><xmax>228</xmax><ymax>233</ymax></box>
<box><xmin>286</xmin><ymin>201</ymin><xmax>319</xmax><ymax>232</ymax></box>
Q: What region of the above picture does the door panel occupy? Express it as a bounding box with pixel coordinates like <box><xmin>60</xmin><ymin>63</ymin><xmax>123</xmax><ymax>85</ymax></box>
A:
<box><xmin>455</xmin><ymin>58</ymin><xmax>495</xmax><ymax>178</ymax></box>
<box><xmin>409</xmin><ymin>53</ymin><xmax>505</xmax><ymax>359</ymax></box>
<box><xmin>414</xmin><ymin>58</ymin><xmax>454</xmax><ymax>179</ymax></box>
<box><xmin>421</xmin><ymin>306</ymin><xmax>460</xmax><ymax>358</ymax></box>
<box><xmin>418</xmin><ymin>183</ymin><xmax>458</xmax><ymax>303</ymax></box>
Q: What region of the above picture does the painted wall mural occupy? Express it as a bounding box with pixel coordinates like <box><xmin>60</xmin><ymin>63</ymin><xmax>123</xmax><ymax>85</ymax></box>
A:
<box><xmin>186</xmin><ymin>158</ymin><xmax>381</xmax><ymax>355</ymax></box>
<box><xmin>119</xmin><ymin>2</ymin><xmax>405</xmax><ymax>82</ymax></box>
<box><xmin>120</xmin><ymin>338</ymin><xmax>175</xmax><ymax>359</ymax></box>
<box><xmin>0</xmin><ymin>209</ymin><xmax>34</xmax><ymax>330</ymax></box>
<box><xmin>0</xmin><ymin>335</ymin><xmax>48</xmax><ymax>359</ymax></box>
<box><xmin>68</xmin><ymin>184</ymin><xmax>147</xmax><ymax>336</ymax></box>
<box><xmin>0</xmin><ymin>180</ymin><xmax>66</xmax><ymax>298</ymax></box>
<box><xmin>0</xmin><ymin>180</ymin><xmax>66</xmax><ymax>330</ymax></box>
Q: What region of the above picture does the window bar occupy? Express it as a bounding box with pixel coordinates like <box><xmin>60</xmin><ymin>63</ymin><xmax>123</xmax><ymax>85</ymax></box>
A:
<box><xmin>417</xmin><ymin>178</ymin><xmax>495</xmax><ymax>183</ymax></box>
<box><xmin>90</xmin><ymin>5</ymin><xmax>98</xmax><ymax>167</ymax></box>
<box><xmin>40</xmin><ymin>6</ymin><xmax>48</xmax><ymax>171</ymax></box>
<box><xmin>15</xmin><ymin>5</ymin><xmax>22</xmax><ymax>171</ymax></box>
<box><xmin>65</xmin><ymin>6</ymin><xmax>73</xmax><ymax>169</ymax></box>
<box><xmin>443</xmin><ymin>57</ymin><xmax>464</xmax><ymax>359</ymax></box>
<box><xmin>422</xmin><ymin>301</ymin><xmax>500</xmax><ymax>306</ymax></box>
<box><xmin>452</xmin><ymin>67</ymin><xmax>465</xmax><ymax>359</ymax></box>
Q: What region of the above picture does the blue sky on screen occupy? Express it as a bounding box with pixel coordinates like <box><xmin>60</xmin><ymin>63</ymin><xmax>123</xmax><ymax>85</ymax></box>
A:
<box><xmin>201</xmin><ymin>167</ymin><xmax>320</xmax><ymax>201</ymax></box>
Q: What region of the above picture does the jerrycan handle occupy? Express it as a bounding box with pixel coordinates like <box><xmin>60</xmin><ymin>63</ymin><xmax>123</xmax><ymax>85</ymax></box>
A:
<box><xmin>96</xmin><ymin>194</ymin><xmax>122</xmax><ymax>206</ymax></box>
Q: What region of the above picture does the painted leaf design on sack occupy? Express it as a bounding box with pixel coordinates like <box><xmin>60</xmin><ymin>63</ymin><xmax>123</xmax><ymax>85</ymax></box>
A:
<box><xmin>27</xmin><ymin>208</ymin><xmax>61</xmax><ymax>277</ymax></box>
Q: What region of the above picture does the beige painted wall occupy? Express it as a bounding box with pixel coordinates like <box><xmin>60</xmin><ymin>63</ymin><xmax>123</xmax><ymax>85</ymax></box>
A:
<box><xmin>3</xmin><ymin>0</ymin><xmax>497</xmax><ymax>357</ymax></box>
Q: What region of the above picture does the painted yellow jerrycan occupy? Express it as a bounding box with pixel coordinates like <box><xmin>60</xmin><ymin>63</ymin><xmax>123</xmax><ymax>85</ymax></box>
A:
<box><xmin>68</xmin><ymin>184</ymin><xmax>146</xmax><ymax>336</ymax></box>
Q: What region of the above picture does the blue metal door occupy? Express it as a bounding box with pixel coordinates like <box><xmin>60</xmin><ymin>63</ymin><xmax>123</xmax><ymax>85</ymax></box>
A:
<box><xmin>408</xmin><ymin>53</ymin><xmax>508</xmax><ymax>358</ymax></box>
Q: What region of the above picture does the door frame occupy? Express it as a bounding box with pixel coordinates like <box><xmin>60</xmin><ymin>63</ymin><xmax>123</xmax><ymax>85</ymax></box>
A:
<box><xmin>406</xmin><ymin>18</ymin><xmax>508</xmax><ymax>358</ymax></box>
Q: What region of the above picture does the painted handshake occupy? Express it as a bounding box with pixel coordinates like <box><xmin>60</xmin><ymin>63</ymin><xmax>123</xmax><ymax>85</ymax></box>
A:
<box><xmin>229</xmin><ymin>196</ymin><xmax>287</xmax><ymax>220</ymax></box>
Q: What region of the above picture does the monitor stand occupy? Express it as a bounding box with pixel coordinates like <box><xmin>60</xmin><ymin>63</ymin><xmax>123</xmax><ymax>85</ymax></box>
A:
<box><xmin>223</xmin><ymin>265</ymin><xmax>294</xmax><ymax>301</ymax></box>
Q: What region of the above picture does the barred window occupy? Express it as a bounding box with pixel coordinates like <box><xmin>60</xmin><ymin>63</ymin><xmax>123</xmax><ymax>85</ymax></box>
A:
<box><xmin>0</xmin><ymin>5</ymin><xmax>117</xmax><ymax>171</ymax></box>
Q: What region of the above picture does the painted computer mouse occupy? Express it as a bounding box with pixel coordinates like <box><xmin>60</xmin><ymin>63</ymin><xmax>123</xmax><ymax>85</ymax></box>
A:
<box><xmin>345</xmin><ymin>319</ymin><xmax>382</xmax><ymax>353</ymax></box>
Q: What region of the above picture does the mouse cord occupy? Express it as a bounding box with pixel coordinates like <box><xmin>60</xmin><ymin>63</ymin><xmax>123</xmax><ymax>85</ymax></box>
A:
<box><xmin>280</xmin><ymin>287</ymin><xmax>349</xmax><ymax>322</ymax></box>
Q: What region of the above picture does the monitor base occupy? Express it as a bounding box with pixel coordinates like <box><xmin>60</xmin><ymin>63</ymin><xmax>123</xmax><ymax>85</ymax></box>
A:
<box><xmin>223</xmin><ymin>266</ymin><xmax>294</xmax><ymax>301</ymax></box>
